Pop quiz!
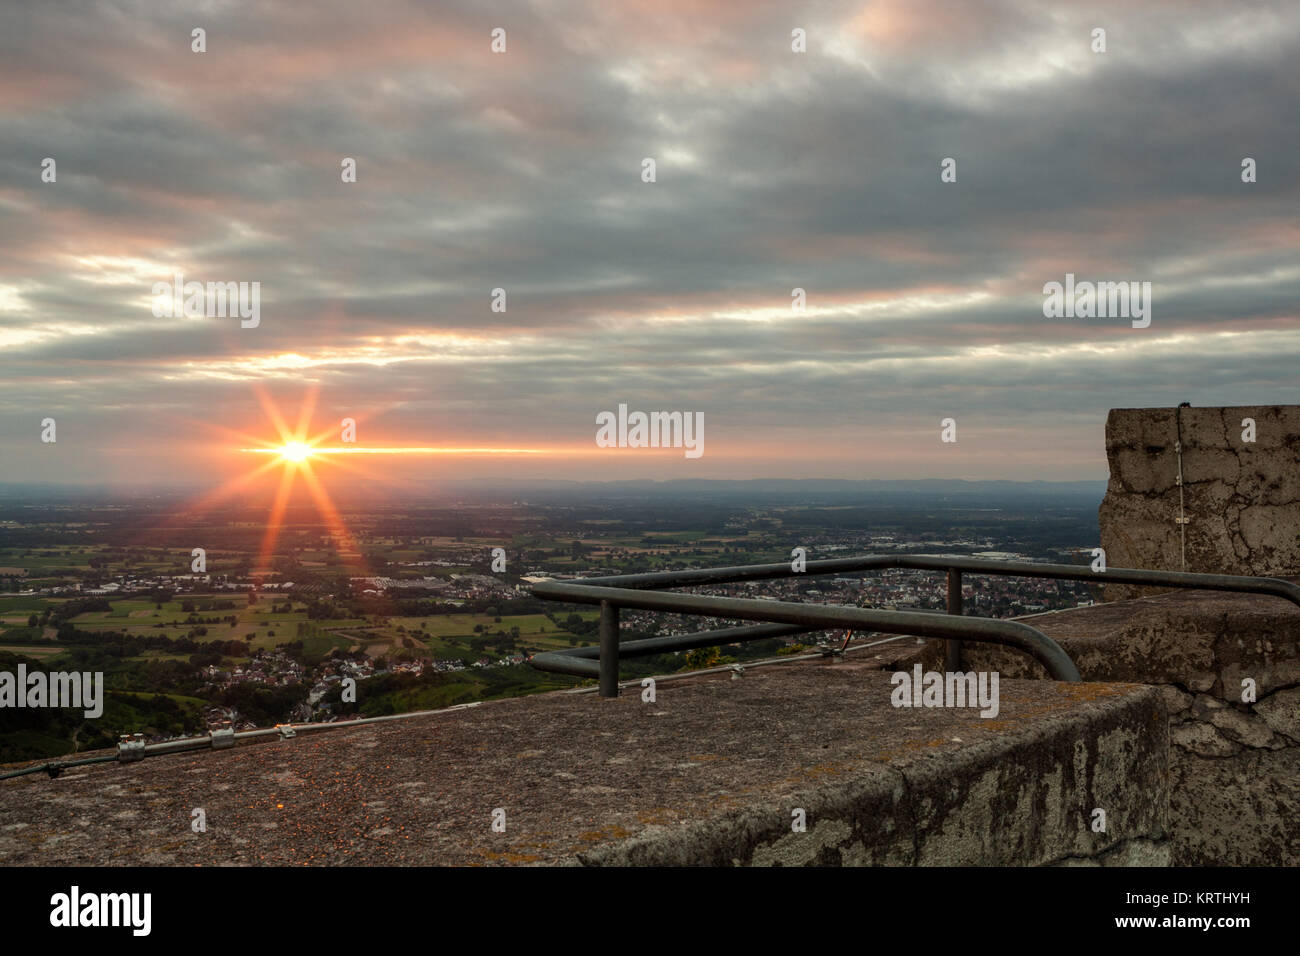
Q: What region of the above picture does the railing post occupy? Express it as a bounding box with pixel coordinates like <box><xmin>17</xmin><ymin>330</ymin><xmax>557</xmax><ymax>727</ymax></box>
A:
<box><xmin>599</xmin><ymin>600</ymin><xmax>620</xmax><ymax>698</ymax></box>
<box><xmin>945</xmin><ymin>568</ymin><xmax>962</xmax><ymax>671</ymax></box>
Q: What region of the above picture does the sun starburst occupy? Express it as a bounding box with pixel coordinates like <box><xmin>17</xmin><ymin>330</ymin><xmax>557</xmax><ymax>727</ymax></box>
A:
<box><xmin>278</xmin><ymin>440</ymin><xmax>313</xmax><ymax>463</ymax></box>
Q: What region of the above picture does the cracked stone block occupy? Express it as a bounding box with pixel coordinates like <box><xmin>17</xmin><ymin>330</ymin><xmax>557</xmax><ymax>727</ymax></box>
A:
<box><xmin>1206</xmin><ymin>706</ymin><xmax>1281</xmax><ymax>749</ymax></box>
<box><xmin>1171</xmin><ymin>720</ymin><xmax>1241</xmax><ymax>758</ymax></box>
<box><xmin>1190</xmin><ymin>693</ymin><xmax>1227</xmax><ymax>719</ymax></box>
<box><xmin>1156</xmin><ymin>684</ymin><xmax>1192</xmax><ymax>716</ymax></box>
<box><xmin>1050</xmin><ymin>838</ymin><xmax>1172</xmax><ymax>867</ymax></box>
<box><xmin>1256</xmin><ymin>687</ymin><xmax>1300</xmax><ymax>741</ymax></box>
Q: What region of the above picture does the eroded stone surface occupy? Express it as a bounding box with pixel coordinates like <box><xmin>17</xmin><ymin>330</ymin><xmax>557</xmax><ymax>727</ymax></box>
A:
<box><xmin>1098</xmin><ymin>405</ymin><xmax>1300</xmax><ymax>600</ymax></box>
<box><xmin>963</xmin><ymin>586</ymin><xmax>1300</xmax><ymax>864</ymax></box>
<box><xmin>0</xmin><ymin>665</ymin><xmax>1165</xmax><ymax>867</ymax></box>
<box><xmin>1168</xmin><ymin>747</ymin><xmax>1300</xmax><ymax>866</ymax></box>
<box><xmin>1257</xmin><ymin>686</ymin><xmax>1300</xmax><ymax>741</ymax></box>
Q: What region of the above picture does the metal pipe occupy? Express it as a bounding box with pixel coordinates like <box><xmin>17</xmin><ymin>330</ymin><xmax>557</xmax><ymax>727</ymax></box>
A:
<box><xmin>530</xmin><ymin>622</ymin><xmax>820</xmax><ymax>678</ymax></box>
<box><xmin>945</xmin><ymin>567</ymin><xmax>962</xmax><ymax>671</ymax></box>
<box><xmin>549</xmin><ymin>554</ymin><xmax>1300</xmax><ymax>608</ymax></box>
<box><xmin>560</xmin><ymin>633</ymin><xmax>921</xmax><ymax>696</ymax></box>
<box><xmin>0</xmin><ymin>753</ymin><xmax>117</xmax><ymax>782</ymax></box>
<box><xmin>531</xmin><ymin>556</ymin><xmax>1300</xmax><ymax>687</ymax></box>
<box><xmin>598</xmin><ymin>600</ymin><xmax>619</xmax><ymax>698</ymax></box>
<box><xmin>546</xmin><ymin>555</ymin><xmax>1300</xmax><ymax>608</ymax></box>
<box><xmin>528</xmin><ymin>652</ymin><xmax>600</xmax><ymax>678</ymax></box>
<box><xmin>891</xmin><ymin>556</ymin><xmax>1300</xmax><ymax>607</ymax></box>
<box><xmin>532</xmin><ymin>580</ymin><xmax>1081</xmax><ymax>682</ymax></box>
<box><xmin>563</xmin><ymin>622</ymin><xmax>817</xmax><ymax>660</ymax></box>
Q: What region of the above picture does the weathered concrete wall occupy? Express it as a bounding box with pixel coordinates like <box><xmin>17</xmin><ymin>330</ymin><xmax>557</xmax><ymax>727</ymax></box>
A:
<box><xmin>1099</xmin><ymin>405</ymin><xmax>1300</xmax><ymax>601</ymax></box>
<box><xmin>0</xmin><ymin>665</ymin><xmax>1168</xmax><ymax>867</ymax></box>
<box><xmin>582</xmin><ymin>681</ymin><xmax>1169</xmax><ymax>867</ymax></box>
<box><xmin>962</xmin><ymin>587</ymin><xmax>1300</xmax><ymax>865</ymax></box>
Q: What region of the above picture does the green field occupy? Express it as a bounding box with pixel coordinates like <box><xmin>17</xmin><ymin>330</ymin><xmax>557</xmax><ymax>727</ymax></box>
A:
<box><xmin>0</xmin><ymin>644</ymin><xmax>61</xmax><ymax>658</ymax></box>
<box><xmin>390</xmin><ymin>612</ymin><xmax>568</xmax><ymax>639</ymax></box>
<box><xmin>0</xmin><ymin>597</ymin><xmax>50</xmax><ymax>612</ymax></box>
<box><xmin>7</xmin><ymin>594</ymin><xmax>603</xmax><ymax>666</ymax></box>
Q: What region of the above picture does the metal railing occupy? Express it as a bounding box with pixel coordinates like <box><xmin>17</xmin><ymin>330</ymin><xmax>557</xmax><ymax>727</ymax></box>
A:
<box><xmin>529</xmin><ymin>554</ymin><xmax>1300</xmax><ymax>696</ymax></box>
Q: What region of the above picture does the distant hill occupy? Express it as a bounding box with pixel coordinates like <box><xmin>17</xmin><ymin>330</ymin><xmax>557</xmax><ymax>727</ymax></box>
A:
<box><xmin>0</xmin><ymin>477</ymin><xmax>1107</xmax><ymax>508</ymax></box>
<box><xmin>430</xmin><ymin>477</ymin><xmax>1108</xmax><ymax>509</ymax></box>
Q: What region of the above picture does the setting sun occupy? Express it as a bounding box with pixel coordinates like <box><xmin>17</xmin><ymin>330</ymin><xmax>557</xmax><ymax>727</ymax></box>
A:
<box><xmin>279</xmin><ymin>441</ymin><xmax>312</xmax><ymax>463</ymax></box>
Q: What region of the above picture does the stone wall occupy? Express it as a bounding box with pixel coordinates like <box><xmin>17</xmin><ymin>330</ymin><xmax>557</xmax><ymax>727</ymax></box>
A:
<box><xmin>581</xmin><ymin>682</ymin><xmax>1169</xmax><ymax>867</ymax></box>
<box><xmin>1098</xmin><ymin>405</ymin><xmax>1300</xmax><ymax>600</ymax></box>
<box><xmin>961</xmin><ymin>587</ymin><xmax>1300</xmax><ymax>865</ymax></box>
<box><xmin>0</xmin><ymin>665</ymin><xmax>1170</xmax><ymax>867</ymax></box>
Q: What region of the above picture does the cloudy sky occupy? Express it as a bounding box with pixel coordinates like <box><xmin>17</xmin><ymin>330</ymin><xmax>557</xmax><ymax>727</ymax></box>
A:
<box><xmin>2</xmin><ymin>0</ymin><xmax>1298</xmax><ymax>490</ymax></box>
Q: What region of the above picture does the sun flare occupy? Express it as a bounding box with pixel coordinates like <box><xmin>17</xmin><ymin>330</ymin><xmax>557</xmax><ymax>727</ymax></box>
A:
<box><xmin>279</xmin><ymin>441</ymin><xmax>312</xmax><ymax>463</ymax></box>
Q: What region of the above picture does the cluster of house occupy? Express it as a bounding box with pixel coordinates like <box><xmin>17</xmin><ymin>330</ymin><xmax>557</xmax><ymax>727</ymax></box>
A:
<box><xmin>17</xmin><ymin>564</ymin><xmax>524</xmax><ymax>602</ymax></box>
<box><xmin>353</xmin><ymin>570</ymin><xmax>526</xmax><ymax>602</ymax></box>
<box><xmin>9</xmin><ymin>574</ymin><xmax>293</xmax><ymax>598</ymax></box>
<box><xmin>200</xmin><ymin>650</ymin><xmax>307</xmax><ymax>688</ymax></box>
<box><xmin>353</xmin><ymin>576</ymin><xmax>450</xmax><ymax>593</ymax></box>
<box><xmin>200</xmin><ymin>706</ymin><xmax>258</xmax><ymax>732</ymax></box>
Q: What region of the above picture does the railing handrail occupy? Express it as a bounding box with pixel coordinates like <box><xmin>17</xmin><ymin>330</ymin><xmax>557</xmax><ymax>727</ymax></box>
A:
<box><xmin>532</xmin><ymin>579</ymin><xmax>1081</xmax><ymax>681</ymax></box>
<box><xmin>550</xmin><ymin>553</ymin><xmax>1300</xmax><ymax>606</ymax></box>
<box><xmin>528</xmin><ymin>553</ymin><xmax>1300</xmax><ymax>695</ymax></box>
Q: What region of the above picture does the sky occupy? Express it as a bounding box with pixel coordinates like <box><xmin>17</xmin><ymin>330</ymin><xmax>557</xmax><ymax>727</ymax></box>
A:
<box><xmin>2</xmin><ymin>0</ymin><xmax>1298</xmax><ymax>490</ymax></box>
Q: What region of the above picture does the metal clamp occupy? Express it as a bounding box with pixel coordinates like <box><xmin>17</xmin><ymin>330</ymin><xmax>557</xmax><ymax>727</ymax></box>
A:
<box><xmin>210</xmin><ymin>727</ymin><xmax>235</xmax><ymax>750</ymax></box>
<box><xmin>117</xmin><ymin>733</ymin><xmax>146</xmax><ymax>762</ymax></box>
<box><xmin>276</xmin><ymin>724</ymin><xmax>297</xmax><ymax>739</ymax></box>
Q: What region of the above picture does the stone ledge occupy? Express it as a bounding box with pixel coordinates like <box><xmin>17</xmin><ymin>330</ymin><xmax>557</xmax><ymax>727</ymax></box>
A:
<box><xmin>0</xmin><ymin>662</ymin><xmax>1165</xmax><ymax>867</ymax></box>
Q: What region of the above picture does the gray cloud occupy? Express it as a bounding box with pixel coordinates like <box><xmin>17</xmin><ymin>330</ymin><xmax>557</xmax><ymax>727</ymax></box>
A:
<box><xmin>1</xmin><ymin>0</ymin><xmax>1298</xmax><ymax>484</ymax></box>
